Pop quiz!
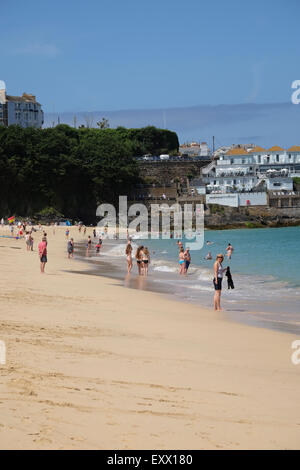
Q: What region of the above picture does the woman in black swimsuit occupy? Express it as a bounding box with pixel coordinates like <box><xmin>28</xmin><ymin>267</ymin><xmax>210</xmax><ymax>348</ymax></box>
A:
<box><xmin>135</xmin><ymin>246</ymin><xmax>144</xmax><ymax>275</ymax></box>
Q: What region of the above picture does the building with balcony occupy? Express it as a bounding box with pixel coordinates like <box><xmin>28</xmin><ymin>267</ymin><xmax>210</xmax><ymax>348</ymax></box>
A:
<box><xmin>202</xmin><ymin>145</ymin><xmax>300</xmax><ymax>194</ymax></box>
<box><xmin>0</xmin><ymin>80</ymin><xmax>44</xmax><ymax>128</ymax></box>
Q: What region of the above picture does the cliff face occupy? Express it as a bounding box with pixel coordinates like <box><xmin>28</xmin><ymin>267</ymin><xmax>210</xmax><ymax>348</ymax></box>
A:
<box><xmin>138</xmin><ymin>160</ymin><xmax>210</xmax><ymax>185</ymax></box>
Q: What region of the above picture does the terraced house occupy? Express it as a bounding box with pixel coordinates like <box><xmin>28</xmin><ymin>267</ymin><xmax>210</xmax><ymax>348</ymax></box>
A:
<box><xmin>0</xmin><ymin>80</ymin><xmax>44</xmax><ymax>128</ymax></box>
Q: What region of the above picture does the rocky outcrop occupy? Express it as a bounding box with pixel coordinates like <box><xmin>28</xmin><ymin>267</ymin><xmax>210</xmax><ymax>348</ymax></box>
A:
<box><xmin>204</xmin><ymin>206</ymin><xmax>300</xmax><ymax>229</ymax></box>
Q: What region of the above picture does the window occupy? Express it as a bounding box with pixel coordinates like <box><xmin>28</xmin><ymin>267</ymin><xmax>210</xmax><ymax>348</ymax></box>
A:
<box><xmin>258</xmin><ymin>155</ymin><xmax>261</xmax><ymax>163</ymax></box>
<box><xmin>276</xmin><ymin>155</ymin><xmax>279</xmax><ymax>162</ymax></box>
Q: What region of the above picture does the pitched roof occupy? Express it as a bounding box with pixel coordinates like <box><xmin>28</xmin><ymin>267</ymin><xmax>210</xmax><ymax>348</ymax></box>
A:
<box><xmin>6</xmin><ymin>93</ymin><xmax>38</xmax><ymax>103</ymax></box>
<box><xmin>268</xmin><ymin>145</ymin><xmax>284</xmax><ymax>152</ymax></box>
<box><xmin>287</xmin><ymin>145</ymin><xmax>300</xmax><ymax>152</ymax></box>
<box><xmin>225</xmin><ymin>147</ymin><xmax>248</xmax><ymax>156</ymax></box>
<box><xmin>250</xmin><ymin>146</ymin><xmax>267</xmax><ymax>153</ymax></box>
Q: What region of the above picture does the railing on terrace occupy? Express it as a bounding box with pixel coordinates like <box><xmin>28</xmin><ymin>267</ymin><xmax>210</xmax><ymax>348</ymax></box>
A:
<box><xmin>135</xmin><ymin>156</ymin><xmax>211</xmax><ymax>163</ymax></box>
<box><xmin>215</xmin><ymin>172</ymin><xmax>255</xmax><ymax>177</ymax></box>
<box><xmin>129</xmin><ymin>196</ymin><xmax>177</xmax><ymax>203</ymax></box>
<box><xmin>269</xmin><ymin>191</ymin><xmax>300</xmax><ymax>197</ymax></box>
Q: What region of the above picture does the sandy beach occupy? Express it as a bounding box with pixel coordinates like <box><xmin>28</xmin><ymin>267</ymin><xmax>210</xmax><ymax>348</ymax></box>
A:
<box><xmin>0</xmin><ymin>226</ymin><xmax>299</xmax><ymax>450</ymax></box>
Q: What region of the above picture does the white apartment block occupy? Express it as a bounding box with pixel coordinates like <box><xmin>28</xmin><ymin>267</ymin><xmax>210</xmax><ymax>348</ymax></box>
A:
<box><xmin>202</xmin><ymin>145</ymin><xmax>300</xmax><ymax>193</ymax></box>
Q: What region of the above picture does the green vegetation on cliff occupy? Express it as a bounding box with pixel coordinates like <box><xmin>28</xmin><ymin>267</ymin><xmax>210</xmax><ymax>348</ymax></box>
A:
<box><xmin>0</xmin><ymin>125</ymin><xmax>179</xmax><ymax>222</ymax></box>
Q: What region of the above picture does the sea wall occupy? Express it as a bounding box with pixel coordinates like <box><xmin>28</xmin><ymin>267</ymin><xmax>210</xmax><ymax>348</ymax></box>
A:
<box><xmin>205</xmin><ymin>205</ymin><xmax>300</xmax><ymax>229</ymax></box>
<box><xmin>206</xmin><ymin>192</ymin><xmax>267</xmax><ymax>207</ymax></box>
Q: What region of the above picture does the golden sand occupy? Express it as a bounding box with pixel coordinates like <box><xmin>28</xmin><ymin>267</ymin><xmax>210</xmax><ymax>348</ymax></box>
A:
<box><xmin>0</xmin><ymin>226</ymin><xmax>299</xmax><ymax>449</ymax></box>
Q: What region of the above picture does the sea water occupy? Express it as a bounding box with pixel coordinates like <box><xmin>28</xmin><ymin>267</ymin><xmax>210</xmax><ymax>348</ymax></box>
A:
<box><xmin>80</xmin><ymin>226</ymin><xmax>300</xmax><ymax>334</ymax></box>
<box><xmin>140</xmin><ymin>226</ymin><xmax>300</xmax><ymax>285</ymax></box>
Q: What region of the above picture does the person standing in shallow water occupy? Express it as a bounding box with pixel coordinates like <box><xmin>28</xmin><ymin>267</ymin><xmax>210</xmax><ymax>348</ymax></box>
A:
<box><xmin>86</xmin><ymin>236</ymin><xmax>92</xmax><ymax>256</ymax></box>
<box><xmin>226</xmin><ymin>243</ymin><xmax>234</xmax><ymax>259</ymax></box>
<box><xmin>135</xmin><ymin>246</ymin><xmax>144</xmax><ymax>275</ymax></box>
<box><xmin>142</xmin><ymin>247</ymin><xmax>150</xmax><ymax>276</ymax></box>
<box><xmin>184</xmin><ymin>248</ymin><xmax>191</xmax><ymax>274</ymax></box>
<box><xmin>179</xmin><ymin>247</ymin><xmax>185</xmax><ymax>275</ymax></box>
<box><xmin>213</xmin><ymin>254</ymin><xmax>227</xmax><ymax>311</ymax></box>
<box><xmin>125</xmin><ymin>244</ymin><xmax>133</xmax><ymax>273</ymax></box>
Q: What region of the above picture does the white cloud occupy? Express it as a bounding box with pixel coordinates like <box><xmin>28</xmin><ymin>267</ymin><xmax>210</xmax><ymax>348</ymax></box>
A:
<box><xmin>12</xmin><ymin>43</ymin><xmax>60</xmax><ymax>58</ymax></box>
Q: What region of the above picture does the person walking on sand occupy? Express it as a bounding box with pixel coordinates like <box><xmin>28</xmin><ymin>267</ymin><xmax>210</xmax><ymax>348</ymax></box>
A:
<box><xmin>25</xmin><ymin>232</ymin><xmax>31</xmax><ymax>251</ymax></box>
<box><xmin>30</xmin><ymin>231</ymin><xmax>34</xmax><ymax>251</ymax></box>
<box><xmin>65</xmin><ymin>227</ymin><xmax>70</xmax><ymax>239</ymax></box>
<box><xmin>125</xmin><ymin>244</ymin><xmax>133</xmax><ymax>273</ymax></box>
<box><xmin>67</xmin><ymin>238</ymin><xmax>74</xmax><ymax>259</ymax></box>
<box><xmin>213</xmin><ymin>254</ymin><xmax>227</xmax><ymax>311</ymax></box>
<box><xmin>179</xmin><ymin>247</ymin><xmax>185</xmax><ymax>275</ymax></box>
<box><xmin>226</xmin><ymin>243</ymin><xmax>234</xmax><ymax>259</ymax></box>
<box><xmin>38</xmin><ymin>236</ymin><xmax>48</xmax><ymax>273</ymax></box>
<box><xmin>142</xmin><ymin>247</ymin><xmax>150</xmax><ymax>276</ymax></box>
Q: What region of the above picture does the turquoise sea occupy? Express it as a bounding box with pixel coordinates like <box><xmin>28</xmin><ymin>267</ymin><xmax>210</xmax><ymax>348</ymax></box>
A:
<box><xmin>142</xmin><ymin>226</ymin><xmax>300</xmax><ymax>288</ymax></box>
<box><xmin>130</xmin><ymin>226</ymin><xmax>300</xmax><ymax>333</ymax></box>
<box><xmin>83</xmin><ymin>226</ymin><xmax>300</xmax><ymax>334</ymax></box>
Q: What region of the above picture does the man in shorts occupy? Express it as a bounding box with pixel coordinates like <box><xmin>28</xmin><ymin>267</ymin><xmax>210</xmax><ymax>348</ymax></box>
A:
<box><xmin>38</xmin><ymin>236</ymin><xmax>48</xmax><ymax>273</ymax></box>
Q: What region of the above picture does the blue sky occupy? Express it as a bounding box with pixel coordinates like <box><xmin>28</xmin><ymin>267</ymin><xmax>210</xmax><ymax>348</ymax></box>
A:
<box><xmin>1</xmin><ymin>0</ymin><xmax>300</xmax><ymax>143</ymax></box>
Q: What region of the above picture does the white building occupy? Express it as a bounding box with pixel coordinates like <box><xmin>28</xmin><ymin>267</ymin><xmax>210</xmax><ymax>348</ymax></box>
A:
<box><xmin>180</xmin><ymin>141</ymin><xmax>211</xmax><ymax>157</ymax></box>
<box><xmin>202</xmin><ymin>145</ymin><xmax>300</xmax><ymax>193</ymax></box>
<box><xmin>0</xmin><ymin>80</ymin><xmax>44</xmax><ymax>128</ymax></box>
<box><xmin>200</xmin><ymin>142</ymin><xmax>209</xmax><ymax>157</ymax></box>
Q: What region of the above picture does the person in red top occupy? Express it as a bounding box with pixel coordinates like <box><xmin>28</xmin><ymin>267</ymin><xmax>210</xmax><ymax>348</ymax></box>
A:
<box><xmin>38</xmin><ymin>236</ymin><xmax>48</xmax><ymax>273</ymax></box>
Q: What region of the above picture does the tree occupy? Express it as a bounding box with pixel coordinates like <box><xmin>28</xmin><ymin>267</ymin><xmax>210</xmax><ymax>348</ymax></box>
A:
<box><xmin>96</xmin><ymin>118</ymin><xmax>110</xmax><ymax>129</ymax></box>
<box><xmin>0</xmin><ymin>124</ymin><xmax>179</xmax><ymax>222</ymax></box>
